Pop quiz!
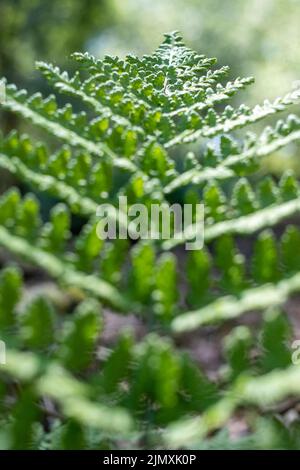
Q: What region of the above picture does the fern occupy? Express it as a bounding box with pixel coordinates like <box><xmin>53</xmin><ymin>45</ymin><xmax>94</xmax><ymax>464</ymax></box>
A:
<box><xmin>1</xmin><ymin>31</ymin><xmax>300</xmax><ymax>450</ymax></box>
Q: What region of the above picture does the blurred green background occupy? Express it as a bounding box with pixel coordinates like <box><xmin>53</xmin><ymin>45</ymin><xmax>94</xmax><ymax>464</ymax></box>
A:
<box><xmin>1</xmin><ymin>0</ymin><xmax>299</xmax><ymax>172</ymax></box>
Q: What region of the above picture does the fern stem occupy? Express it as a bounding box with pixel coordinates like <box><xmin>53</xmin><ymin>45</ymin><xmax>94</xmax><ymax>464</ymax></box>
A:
<box><xmin>171</xmin><ymin>272</ymin><xmax>300</xmax><ymax>333</ymax></box>
<box><xmin>164</xmin><ymin>365</ymin><xmax>300</xmax><ymax>447</ymax></box>
<box><xmin>0</xmin><ymin>226</ymin><xmax>131</xmax><ymax>311</ymax></box>
<box><xmin>2</xmin><ymin>349</ymin><xmax>134</xmax><ymax>434</ymax></box>
<box><xmin>162</xmin><ymin>196</ymin><xmax>300</xmax><ymax>249</ymax></box>
<box><xmin>165</xmin><ymin>129</ymin><xmax>300</xmax><ymax>193</ymax></box>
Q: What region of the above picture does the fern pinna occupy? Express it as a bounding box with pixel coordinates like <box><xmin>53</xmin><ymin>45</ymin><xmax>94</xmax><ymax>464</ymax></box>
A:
<box><xmin>1</xmin><ymin>31</ymin><xmax>300</xmax><ymax>449</ymax></box>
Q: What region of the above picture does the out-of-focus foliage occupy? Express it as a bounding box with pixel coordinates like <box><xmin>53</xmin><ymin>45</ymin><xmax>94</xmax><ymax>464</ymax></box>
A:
<box><xmin>2</xmin><ymin>266</ymin><xmax>300</xmax><ymax>449</ymax></box>
<box><xmin>0</xmin><ymin>0</ymin><xmax>112</xmax><ymax>86</ymax></box>
<box><xmin>1</xmin><ymin>31</ymin><xmax>300</xmax><ymax>450</ymax></box>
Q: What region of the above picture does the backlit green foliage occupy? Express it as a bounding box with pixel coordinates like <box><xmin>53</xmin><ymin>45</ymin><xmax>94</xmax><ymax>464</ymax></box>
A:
<box><xmin>1</xmin><ymin>32</ymin><xmax>300</xmax><ymax>449</ymax></box>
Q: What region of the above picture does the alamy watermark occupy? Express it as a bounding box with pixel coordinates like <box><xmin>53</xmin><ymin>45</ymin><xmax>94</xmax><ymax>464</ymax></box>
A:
<box><xmin>0</xmin><ymin>80</ymin><xmax>6</xmax><ymax>104</ymax></box>
<box><xmin>96</xmin><ymin>196</ymin><xmax>204</xmax><ymax>250</ymax></box>
<box><xmin>291</xmin><ymin>340</ymin><xmax>300</xmax><ymax>365</ymax></box>
<box><xmin>0</xmin><ymin>340</ymin><xmax>6</xmax><ymax>365</ymax></box>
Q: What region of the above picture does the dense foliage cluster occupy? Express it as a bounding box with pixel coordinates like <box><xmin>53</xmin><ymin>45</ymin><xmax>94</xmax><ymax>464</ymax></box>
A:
<box><xmin>1</xmin><ymin>32</ymin><xmax>300</xmax><ymax>449</ymax></box>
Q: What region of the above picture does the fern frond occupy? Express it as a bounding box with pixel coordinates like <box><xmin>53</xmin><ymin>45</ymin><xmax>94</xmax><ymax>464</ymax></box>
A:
<box><xmin>2</xmin><ymin>84</ymin><xmax>137</xmax><ymax>171</ymax></box>
<box><xmin>2</xmin><ymin>31</ymin><xmax>300</xmax><ymax>450</ymax></box>
<box><xmin>0</xmin><ymin>193</ymin><xmax>130</xmax><ymax>310</ymax></box>
<box><xmin>164</xmin><ymin>172</ymin><xmax>300</xmax><ymax>249</ymax></box>
<box><xmin>166</xmin><ymin>89</ymin><xmax>300</xmax><ymax>148</ymax></box>
<box><xmin>165</xmin><ymin>114</ymin><xmax>300</xmax><ymax>193</ymax></box>
<box><xmin>0</xmin><ymin>131</ymin><xmax>114</xmax><ymax>214</ymax></box>
<box><xmin>0</xmin><ymin>226</ymin><xmax>128</xmax><ymax>310</ymax></box>
<box><xmin>36</xmin><ymin>61</ymin><xmax>149</xmax><ymax>140</ymax></box>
